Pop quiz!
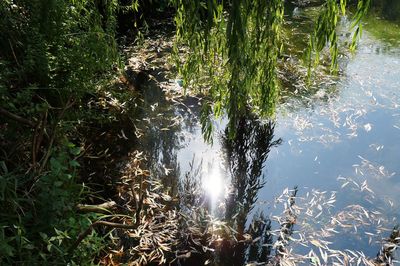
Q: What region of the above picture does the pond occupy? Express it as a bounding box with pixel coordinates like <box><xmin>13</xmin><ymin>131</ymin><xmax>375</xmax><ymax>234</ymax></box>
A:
<box><xmin>129</xmin><ymin>4</ymin><xmax>400</xmax><ymax>265</ymax></box>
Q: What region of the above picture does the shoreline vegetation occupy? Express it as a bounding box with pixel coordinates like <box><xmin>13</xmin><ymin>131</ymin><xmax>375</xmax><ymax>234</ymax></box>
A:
<box><xmin>1</xmin><ymin>0</ymin><xmax>399</xmax><ymax>265</ymax></box>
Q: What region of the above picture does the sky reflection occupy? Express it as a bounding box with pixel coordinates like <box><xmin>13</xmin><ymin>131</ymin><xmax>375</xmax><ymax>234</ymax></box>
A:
<box><xmin>170</xmin><ymin>15</ymin><xmax>400</xmax><ymax>262</ymax></box>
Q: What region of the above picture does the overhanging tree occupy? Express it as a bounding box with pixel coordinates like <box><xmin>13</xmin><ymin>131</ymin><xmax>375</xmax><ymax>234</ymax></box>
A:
<box><xmin>172</xmin><ymin>0</ymin><xmax>371</xmax><ymax>141</ymax></box>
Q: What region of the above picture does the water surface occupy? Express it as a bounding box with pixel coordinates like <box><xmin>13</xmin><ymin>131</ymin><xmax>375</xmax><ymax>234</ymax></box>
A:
<box><xmin>133</xmin><ymin>6</ymin><xmax>400</xmax><ymax>264</ymax></box>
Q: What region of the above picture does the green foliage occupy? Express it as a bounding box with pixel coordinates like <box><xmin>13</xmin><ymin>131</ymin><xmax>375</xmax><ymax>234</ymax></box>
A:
<box><xmin>0</xmin><ymin>0</ymin><xmax>120</xmax><ymax>112</ymax></box>
<box><xmin>174</xmin><ymin>0</ymin><xmax>284</xmax><ymax>140</ymax></box>
<box><xmin>0</xmin><ymin>139</ymin><xmax>106</xmax><ymax>265</ymax></box>
<box><xmin>173</xmin><ymin>0</ymin><xmax>370</xmax><ymax>141</ymax></box>
<box><xmin>308</xmin><ymin>0</ymin><xmax>342</xmax><ymax>74</ymax></box>
<box><xmin>0</xmin><ymin>0</ymin><xmax>126</xmax><ymax>264</ymax></box>
<box><xmin>307</xmin><ymin>0</ymin><xmax>371</xmax><ymax>76</ymax></box>
<box><xmin>0</xmin><ymin>0</ymin><xmax>169</xmax><ymax>263</ymax></box>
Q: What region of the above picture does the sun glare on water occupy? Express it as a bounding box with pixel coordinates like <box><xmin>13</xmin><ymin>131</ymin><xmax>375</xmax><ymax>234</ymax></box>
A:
<box><xmin>202</xmin><ymin>166</ymin><xmax>224</xmax><ymax>201</ymax></box>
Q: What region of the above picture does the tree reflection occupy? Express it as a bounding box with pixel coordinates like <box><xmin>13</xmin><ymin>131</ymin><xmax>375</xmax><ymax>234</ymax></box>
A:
<box><xmin>135</xmin><ymin>81</ymin><xmax>195</xmax><ymax>196</ymax></box>
<box><xmin>213</xmin><ymin>113</ymin><xmax>283</xmax><ymax>266</ymax></box>
<box><xmin>175</xmin><ymin>112</ymin><xmax>285</xmax><ymax>265</ymax></box>
<box><xmin>247</xmin><ymin>211</ymin><xmax>274</xmax><ymax>263</ymax></box>
<box><xmin>222</xmin><ymin>113</ymin><xmax>281</xmax><ymax>223</ymax></box>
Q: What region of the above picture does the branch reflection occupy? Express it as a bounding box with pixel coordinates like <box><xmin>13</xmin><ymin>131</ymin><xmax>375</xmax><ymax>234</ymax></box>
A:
<box><xmin>178</xmin><ymin>112</ymin><xmax>294</xmax><ymax>265</ymax></box>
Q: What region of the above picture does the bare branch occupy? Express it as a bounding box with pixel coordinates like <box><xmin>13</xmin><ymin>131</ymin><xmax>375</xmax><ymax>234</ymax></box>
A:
<box><xmin>76</xmin><ymin>201</ymin><xmax>117</xmax><ymax>214</ymax></box>
<box><xmin>0</xmin><ymin>107</ymin><xmax>36</xmax><ymax>127</ymax></box>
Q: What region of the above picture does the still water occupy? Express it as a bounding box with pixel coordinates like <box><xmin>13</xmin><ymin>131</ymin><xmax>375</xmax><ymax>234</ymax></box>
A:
<box><xmin>133</xmin><ymin>4</ymin><xmax>400</xmax><ymax>265</ymax></box>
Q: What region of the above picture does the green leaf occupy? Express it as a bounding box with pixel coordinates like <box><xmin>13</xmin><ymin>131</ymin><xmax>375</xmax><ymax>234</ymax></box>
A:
<box><xmin>69</xmin><ymin>160</ymin><xmax>80</xmax><ymax>167</ymax></box>
<box><xmin>0</xmin><ymin>161</ymin><xmax>8</xmax><ymax>174</ymax></box>
<box><xmin>39</xmin><ymin>232</ymin><xmax>48</xmax><ymax>240</ymax></box>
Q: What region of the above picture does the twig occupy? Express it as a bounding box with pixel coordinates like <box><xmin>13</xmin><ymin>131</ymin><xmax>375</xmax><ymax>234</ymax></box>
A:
<box><xmin>0</xmin><ymin>107</ymin><xmax>36</xmax><ymax>127</ymax></box>
<box><xmin>76</xmin><ymin>201</ymin><xmax>117</xmax><ymax>214</ymax></box>
<box><xmin>131</xmin><ymin>181</ymin><xmax>143</xmax><ymax>226</ymax></box>
<box><xmin>73</xmin><ymin>144</ymin><xmax>92</xmax><ymax>161</ymax></box>
<box><xmin>32</xmin><ymin>122</ymin><xmax>39</xmax><ymax>169</ymax></box>
<box><xmin>32</xmin><ymin>111</ymin><xmax>47</xmax><ymax>170</ymax></box>
<box><xmin>9</xmin><ymin>39</ymin><xmax>20</xmax><ymax>67</ymax></box>
<box><xmin>36</xmin><ymin>126</ymin><xmax>56</xmax><ymax>176</ymax></box>
<box><xmin>35</xmin><ymin>110</ymin><xmax>48</xmax><ymax>157</ymax></box>
<box><xmin>36</xmin><ymin>98</ymin><xmax>75</xmax><ymax>176</ymax></box>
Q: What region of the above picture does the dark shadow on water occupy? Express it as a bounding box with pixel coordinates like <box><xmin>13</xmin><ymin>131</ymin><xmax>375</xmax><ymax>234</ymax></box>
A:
<box><xmin>375</xmin><ymin>225</ymin><xmax>400</xmax><ymax>265</ymax></box>
<box><xmin>370</xmin><ymin>0</ymin><xmax>400</xmax><ymax>22</ymax></box>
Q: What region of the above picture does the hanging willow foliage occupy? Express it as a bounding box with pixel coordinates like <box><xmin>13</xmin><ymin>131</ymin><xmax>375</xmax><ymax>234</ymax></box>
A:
<box><xmin>307</xmin><ymin>0</ymin><xmax>371</xmax><ymax>76</ymax></box>
<box><xmin>173</xmin><ymin>0</ymin><xmax>284</xmax><ymax>141</ymax></box>
<box><xmin>173</xmin><ymin>0</ymin><xmax>370</xmax><ymax>141</ymax></box>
